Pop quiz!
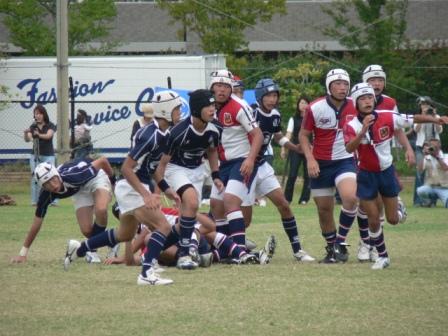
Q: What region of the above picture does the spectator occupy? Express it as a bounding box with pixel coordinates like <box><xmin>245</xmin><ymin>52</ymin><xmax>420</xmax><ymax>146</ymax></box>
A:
<box><xmin>72</xmin><ymin>109</ymin><xmax>93</xmax><ymax>159</ymax></box>
<box><xmin>282</xmin><ymin>96</ymin><xmax>311</xmax><ymax>205</ymax></box>
<box><xmin>130</xmin><ymin>103</ymin><xmax>154</xmax><ymax>144</ymax></box>
<box><xmin>23</xmin><ymin>104</ymin><xmax>57</xmax><ymax>206</ymax></box>
<box><xmin>417</xmin><ymin>139</ymin><xmax>448</xmax><ymax>208</ymax></box>
<box><xmin>413</xmin><ymin>96</ymin><xmax>443</xmax><ymax>206</ymax></box>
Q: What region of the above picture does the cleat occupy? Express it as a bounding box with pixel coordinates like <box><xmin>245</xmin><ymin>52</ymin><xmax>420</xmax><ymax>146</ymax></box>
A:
<box><xmin>245</xmin><ymin>238</ymin><xmax>257</xmax><ymax>251</ymax></box>
<box><xmin>357</xmin><ymin>241</ymin><xmax>371</xmax><ymax>262</ymax></box>
<box><xmin>189</xmin><ymin>246</ymin><xmax>200</xmax><ymax>264</ymax></box>
<box><xmin>137</xmin><ymin>269</ymin><xmax>173</xmax><ymax>286</ymax></box>
<box><xmin>259</xmin><ymin>235</ymin><xmax>276</xmax><ymax>265</ymax></box>
<box><xmin>64</xmin><ymin>239</ymin><xmax>81</xmax><ymax>270</ymax></box>
<box><xmin>233</xmin><ymin>253</ymin><xmax>258</xmax><ymax>265</ymax></box>
<box><xmin>319</xmin><ymin>245</ymin><xmax>337</xmax><ymax>264</ymax></box>
<box><xmin>176</xmin><ymin>255</ymin><xmax>198</xmax><ymax>270</ymax></box>
<box><xmin>371</xmin><ymin>257</ymin><xmax>390</xmax><ymax>270</ymax></box>
<box><xmin>258</xmin><ymin>199</ymin><xmax>267</xmax><ymax>207</ymax></box>
<box><xmin>107</xmin><ymin>244</ymin><xmax>120</xmax><ymax>259</ymax></box>
<box><xmin>398</xmin><ymin>199</ymin><xmax>407</xmax><ymax>223</ymax></box>
<box><xmin>85</xmin><ymin>251</ymin><xmax>102</xmax><ymax>264</ymax></box>
<box><xmin>198</xmin><ymin>252</ymin><xmax>213</xmax><ymax>267</ymax></box>
<box><xmin>152</xmin><ymin>260</ymin><xmax>166</xmax><ymax>274</ymax></box>
<box><xmin>334</xmin><ymin>242</ymin><xmax>349</xmax><ymax>263</ymax></box>
<box><xmin>294</xmin><ymin>249</ymin><xmax>315</xmax><ymax>262</ymax></box>
<box><xmin>370</xmin><ymin>246</ymin><xmax>379</xmax><ymax>262</ymax></box>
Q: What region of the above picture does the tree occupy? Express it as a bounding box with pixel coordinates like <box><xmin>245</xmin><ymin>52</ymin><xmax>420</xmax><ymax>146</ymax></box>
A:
<box><xmin>156</xmin><ymin>0</ymin><xmax>286</xmax><ymax>54</ymax></box>
<box><xmin>0</xmin><ymin>0</ymin><xmax>117</xmax><ymax>56</ymax></box>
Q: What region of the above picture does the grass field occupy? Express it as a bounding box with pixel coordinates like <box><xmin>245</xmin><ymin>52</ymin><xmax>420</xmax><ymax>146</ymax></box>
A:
<box><xmin>1</xmin><ymin>180</ymin><xmax>447</xmax><ymax>336</ymax></box>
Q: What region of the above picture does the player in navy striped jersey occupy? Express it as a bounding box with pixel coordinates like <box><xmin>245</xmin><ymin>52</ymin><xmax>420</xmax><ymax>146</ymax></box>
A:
<box><xmin>11</xmin><ymin>156</ymin><xmax>114</xmax><ymax>264</ymax></box>
<box><xmin>154</xmin><ymin>89</ymin><xmax>230</xmax><ymax>269</ymax></box>
<box><xmin>64</xmin><ymin>90</ymin><xmax>182</xmax><ymax>286</ymax></box>
<box><xmin>208</xmin><ymin>70</ymin><xmax>264</xmax><ymax>251</ymax></box>
<box><xmin>244</xmin><ymin>78</ymin><xmax>314</xmax><ymax>262</ymax></box>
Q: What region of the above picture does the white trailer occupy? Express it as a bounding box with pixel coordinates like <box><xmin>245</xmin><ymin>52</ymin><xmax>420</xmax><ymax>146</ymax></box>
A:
<box><xmin>0</xmin><ymin>55</ymin><xmax>226</xmax><ymax>162</ymax></box>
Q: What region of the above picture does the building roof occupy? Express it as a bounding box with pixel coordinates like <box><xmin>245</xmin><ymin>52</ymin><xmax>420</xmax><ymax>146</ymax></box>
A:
<box><xmin>1</xmin><ymin>0</ymin><xmax>447</xmax><ymax>54</ymax></box>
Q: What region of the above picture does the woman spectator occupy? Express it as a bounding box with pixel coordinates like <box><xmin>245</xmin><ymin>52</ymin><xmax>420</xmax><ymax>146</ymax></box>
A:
<box><xmin>282</xmin><ymin>96</ymin><xmax>311</xmax><ymax>205</ymax></box>
<box><xmin>23</xmin><ymin>104</ymin><xmax>57</xmax><ymax>206</ymax></box>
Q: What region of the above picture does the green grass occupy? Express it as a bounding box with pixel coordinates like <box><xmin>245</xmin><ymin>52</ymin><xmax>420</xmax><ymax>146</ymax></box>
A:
<box><xmin>1</xmin><ymin>181</ymin><xmax>447</xmax><ymax>336</ymax></box>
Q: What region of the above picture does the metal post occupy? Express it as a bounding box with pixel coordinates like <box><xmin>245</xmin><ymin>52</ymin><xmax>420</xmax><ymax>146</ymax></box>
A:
<box><xmin>56</xmin><ymin>0</ymin><xmax>70</xmax><ymax>164</ymax></box>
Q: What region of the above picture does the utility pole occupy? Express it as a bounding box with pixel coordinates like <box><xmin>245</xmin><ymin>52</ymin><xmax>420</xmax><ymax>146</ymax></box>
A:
<box><xmin>56</xmin><ymin>0</ymin><xmax>70</xmax><ymax>164</ymax></box>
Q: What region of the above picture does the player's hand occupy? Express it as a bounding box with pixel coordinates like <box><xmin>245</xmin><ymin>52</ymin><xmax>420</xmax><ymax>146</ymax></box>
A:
<box><xmin>361</xmin><ymin>115</ymin><xmax>375</xmax><ymax>133</ymax></box>
<box><xmin>104</xmin><ymin>256</ymin><xmax>124</xmax><ymax>265</ymax></box>
<box><xmin>165</xmin><ymin>188</ymin><xmax>181</xmax><ymax>208</ymax></box>
<box><xmin>144</xmin><ymin>193</ymin><xmax>161</xmax><ymax>210</ymax></box>
<box><xmin>436</xmin><ymin>116</ymin><xmax>448</xmax><ymax>125</ymax></box>
<box><xmin>307</xmin><ymin>157</ymin><xmax>320</xmax><ymax>178</ymax></box>
<box><xmin>405</xmin><ymin>149</ymin><xmax>416</xmax><ymax>167</ymax></box>
<box><xmin>240</xmin><ymin>158</ymin><xmax>254</xmax><ymax>178</ymax></box>
<box><xmin>10</xmin><ymin>255</ymin><xmax>27</xmax><ymax>264</ymax></box>
<box><xmin>213</xmin><ymin>178</ymin><xmax>224</xmax><ymax>193</ymax></box>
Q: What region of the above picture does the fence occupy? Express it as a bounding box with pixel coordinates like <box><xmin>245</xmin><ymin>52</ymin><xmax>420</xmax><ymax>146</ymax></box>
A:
<box><xmin>0</xmin><ymin>100</ymin><xmax>140</xmax><ymax>163</ymax></box>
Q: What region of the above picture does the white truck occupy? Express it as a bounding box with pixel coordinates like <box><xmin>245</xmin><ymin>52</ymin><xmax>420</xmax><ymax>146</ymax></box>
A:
<box><xmin>0</xmin><ymin>55</ymin><xmax>226</xmax><ymax>162</ymax></box>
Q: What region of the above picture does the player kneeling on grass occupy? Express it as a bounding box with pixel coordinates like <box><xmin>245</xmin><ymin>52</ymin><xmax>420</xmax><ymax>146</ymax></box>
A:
<box><xmin>11</xmin><ymin>156</ymin><xmax>115</xmax><ymax>264</ymax></box>
<box><xmin>63</xmin><ymin>92</ymin><xmax>182</xmax><ymax>286</ymax></box>
<box><xmin>343</xmin><ymin>83</ymin><xmax>448</xmax><ymax>269</ymax></box>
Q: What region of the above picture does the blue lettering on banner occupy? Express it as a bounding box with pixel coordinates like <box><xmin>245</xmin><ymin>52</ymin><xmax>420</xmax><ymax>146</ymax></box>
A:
<box><xmin>93</xmin><ymin>105</ymin><xmax>132</xmax><ymax>125</ymax></box>
<box><xmin>16</xmin><ymin>78</ymin><xmax>115</xmax><ymax>109</ymax></box>
<box><xmin>135</xmin><ymin>87</ymin><xmax>155</xmax><ymax>116</ymax></box>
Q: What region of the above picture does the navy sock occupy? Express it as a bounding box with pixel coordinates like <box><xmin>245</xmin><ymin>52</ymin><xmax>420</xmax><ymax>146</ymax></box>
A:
<box><xmin>89</xmin><ymin>222</ymin><xmax>107</xmax><ymax>252</ymax></box>
<box><xmin>163</xmin><ymin>225</ymin><xmax>180</xmax><ymax>249</ymax></box>
<box><xmin>215</xmin><ymin>219</ymin><xmax>229</xmax><ymax>235</ymax></box>
<box><xmin>227</xmin><ymin>210</ymin><xmax>245</xmax><ymax>248</ymax></box>
<box><xmin>198</xmin><ymin>235</ymin><xmax>210</xmax><ymax>254</ymax></box>
<box><xmin>370</xmin><ymin>228</ymin><xmax>388</xmax><ymax>258</ymax></box>
<box><xmin>213</xmin><ymin>232</ymin><xmax>244</xmax><ymax>259</ymax></box>
<box><xmin>282</xmin><ymin>217</ymin><xmax>301</xmax><ymax>253</ymax></box>
<box><xmin>179</xmin><ymin>216</ymin><xmax>196</xmax><ymax>257</ymax></box>
<box><xmin>336</xmin><ymin>207</ymin><xmax>357</xmax><ymax>244</ymax></box>
<box><xmin>90</xmin><ymin>222</ymin><xmax>106</xmax><ymax>237</ymax></box>
<box><xmin>322</xmin><ymin>230</ymin><xmax>336</xmax><ymax>247</ymax></box>
<box><xmin>77</xmin><ymin>228</ymin><xmax>117</xmax><ymax>257</ymax></box>
<box><xmin>141</xmin><ymin>231</ymin><xmax>167</xmax><ymax>276</ymax></box>
<box><xmin>357</xmin><ymin>209</ymin><xmax>370</xmax><ymax>245</ymax></box>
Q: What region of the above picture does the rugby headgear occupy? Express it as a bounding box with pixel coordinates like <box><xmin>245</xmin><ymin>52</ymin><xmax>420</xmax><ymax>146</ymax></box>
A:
<box><xmin>188</xmin><ymin>89</ymin><xmax>215</xmax><ymax>120</ymax></box>
<box><xmin>34</xmin><ymin>162</ymin><xmax>60</xmax><ymax>187</ymax></box>
<box><xmin>255</xmin><ymin>78</ymin><xmax>280</xmax><ymax>103</ymax></box>
<box><xmin>350</xmin><ymin>82</ymin><xmax>376</xmax><ymax>108</ymax></box>
<box><xmin>151</xmin><ymin>90</ymin><xmax>182</xmax><ymax>122</ymax></box>
<box><xmin>233</xmin><ymin>75</ymin><xmax>244</xmax><ymax>89</ymax></box>
<box><xmin>362</xmin><ymin>64</ymin><xmax>386</xmax><ymax>85</ymax></box>
<box><xmin>325</xmin><ymin>68</ymin><xmax>350</xmax><ymax>95</ymax></box>
<box><xmin>209</xmin><ymin>69</ymin><xmax>234</xmax><ymax>91</ymax></box>
<box><xmin>140</xmin><ymin>103</ymin><xmax>154</xmax><ymax>119</ymax></box>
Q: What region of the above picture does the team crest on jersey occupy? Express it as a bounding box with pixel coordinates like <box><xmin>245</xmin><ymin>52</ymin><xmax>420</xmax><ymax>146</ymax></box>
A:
<box><xmin>319</xmin><ymin>117</ymin><xmax>331</xmax><ymax>125</ymax></box>
<box><xmin>223</xmin><ymin>112</ymin><xmax>233</xmax><ymax>126</ymax></box>
<box><xmin>379</xmin><ymin>126</ymin><xmax>390</xmax><ymax>140</ymax></box>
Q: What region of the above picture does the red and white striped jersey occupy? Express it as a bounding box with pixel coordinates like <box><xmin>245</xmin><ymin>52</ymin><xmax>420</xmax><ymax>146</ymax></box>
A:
<box><xmin>376</xmin><ymin>94</ymin><xmax>398</xmax><ymax>112</ymax></box>
<box><xmin>216</xmin><ymin>94</ymin><xmax>258</xmax><ymax>162</ymax></box>
<box><xmin>344</xmin><ymin>111</ymin><xmax>414</xmax><ymax>172</ymax></box>
<box><xmin>302</xmin><ymin>96</ymin><xmax>357</xmax><ymax>161</ymax></box>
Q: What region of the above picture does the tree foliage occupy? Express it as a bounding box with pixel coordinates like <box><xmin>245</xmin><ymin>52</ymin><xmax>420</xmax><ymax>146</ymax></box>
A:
<box><xmin>0</xmin><ymin>0</ymin><xmax>117</xmax><ymax>56</ymax></box>
<box><xmin>156</xmin><ymin>0</ymin><xmax>286</xmax><ymax>54</ymax></box>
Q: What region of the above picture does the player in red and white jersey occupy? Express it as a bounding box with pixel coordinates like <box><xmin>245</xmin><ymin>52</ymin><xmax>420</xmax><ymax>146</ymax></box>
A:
<box><xmin>344</xmin><ymin>83</ymin><xmax>447</xmax><ymax>269</ymax></box>
<box><xmin>209</xmin><ymin>70</ymin><xmax>264</xmax><ymax>251</ymax></box>
<box><xmin>299</xmin><ymin>68</ymin><xmax>358</xmax><ymax>263</ymax></box>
